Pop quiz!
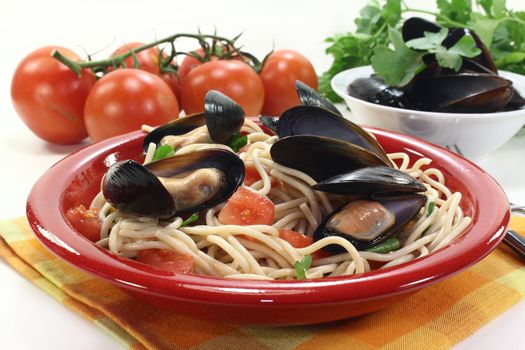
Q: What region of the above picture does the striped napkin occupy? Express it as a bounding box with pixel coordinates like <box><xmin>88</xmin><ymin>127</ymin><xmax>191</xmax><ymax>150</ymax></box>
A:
<box><xmin>1</xmin><ymin>216</ymin><xmax>524</xmax><ymax>350</ymax></box>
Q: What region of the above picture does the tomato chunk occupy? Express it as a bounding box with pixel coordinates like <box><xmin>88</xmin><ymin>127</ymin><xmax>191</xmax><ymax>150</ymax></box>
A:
<box><xmin>243</xmin><ymin>165</ymin><xmax>279</xmax><ymax>187</ymax></box>
<box><xmin>65</xmin><ymin>205</ymin><xmax>101</xmax><ymax>242</ymax></box>
<box><xmin>219</xmin><ymin>187</ymin><xmax>275</xmax><ymax>225</ymax></box>
<box><xmin>137</xmin><ymin>249</ymin><xmax>194</xmax><ymax>274</ymax></box>
<box><xmin>279</xmin><ymin>229</ymin><xmax>332</xmax><ymax>259</ymax></box>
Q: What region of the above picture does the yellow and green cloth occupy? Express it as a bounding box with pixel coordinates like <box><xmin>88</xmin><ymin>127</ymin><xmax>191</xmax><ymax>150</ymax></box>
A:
<box><xmin>1</xmin><ymin>216</ymin><xmax>524</xmax><ymax>350</ymax></box>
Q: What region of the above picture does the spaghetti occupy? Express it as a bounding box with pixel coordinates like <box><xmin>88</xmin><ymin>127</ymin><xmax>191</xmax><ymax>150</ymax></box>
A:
<box><xmin>92</xmin><ymin>118</ymin><xmax>471</xmax><ymax>280</ymax></box>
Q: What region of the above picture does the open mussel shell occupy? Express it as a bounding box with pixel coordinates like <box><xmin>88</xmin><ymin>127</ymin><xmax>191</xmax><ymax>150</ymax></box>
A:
<box><xmin>142</xmin><ymin>113</ymin><xmax>205</xmax><ymax>152</ymax></box>
<box><xmin>409</xmin><ymin>73</ymin><xmax>513</xmax><ymax>113</ymax></box>
<box><xmin>204</xmin><ymin>90</ymin><xmax>245</xmax><ymax>144</ymax></box>
<box><xmin>347</xmin><ymin>76</ymin><xmax>413</xmax><ymax>110</ymax></box>
<box><xmin>314</xmin><ymin>194</ymin><xmax>426</xmax><ymax>252</ymax></box>
<box><xmin>402</xmin><ymin>17</ymin><xmax>497</xmax><ymax>73</ymax></box>
<box><xmin>270</xmin><ymin>135</ymin><xmax>386</xmax><ymax>182</ymax></box>
<box><xmin>295</xmin><ymin>80</ymin><xmax>342</xmax><ymax>116</ymax></box>
<box><xmin>259</xmin><ymin>115</ymin><xmax>279</xmax><ymax>134</ymax></box>
<box><xmin>313</xmin><ymin>166</ymin><xmax>426</xmax><ymax>195</ymax></box>
<box><xmin>277</xmin><ymin>105</ymin><xmax>392</xmax><ymax>165</ymax></box>
<box><xmin>102</xmin><ymin>149</ymin><xmax>245</xmax><ymax>218</ymax></box>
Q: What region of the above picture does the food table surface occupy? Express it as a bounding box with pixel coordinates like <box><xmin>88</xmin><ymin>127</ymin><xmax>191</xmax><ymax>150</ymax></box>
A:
<box><xmin>1</xmin><ymin>0</ymin><xmax>524</xmax><ymax>349</ymax></box>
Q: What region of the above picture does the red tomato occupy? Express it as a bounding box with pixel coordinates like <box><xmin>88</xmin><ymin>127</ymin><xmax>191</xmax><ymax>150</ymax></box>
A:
<box><xmin>110</xmin><ymin>42</ymin><xmax>162</xmax><ymax>75</ymax></box>
<box><xmin>278</xmin><ymin>229</ymin><xmax>313</xmax><ymax>248</ymax></box>
<box><xmin>137</xmin><ymin>249</ymin><xmax>194</xmax><ymax>274</ymax></box>
<box><xmin>260</xmin><ymin>50</ymin><xmax>317</xmax><ymax>116</ymax></box>
<box><xmin>243</xmin><ymin>166</ymin><xmax>280</xmax><ymax>187</ymax></box>
<box><xmin>160</xmin><ymin>72</ymin><xmax>182</xmax><ymax>103</ymax></box>
<box><xmin>244</xmin><ymin>166</ymin><xmax>262</xmax><ymax>186</ymax></box>
<box><xmin>111</xmin><ymin>42</ymin><xmax>182</xmax><ymax>101</ymax></box>
<box><xmin>84</xmin><ymin>69</ymin><xmax>179</xmax><ymax>142</ymax></box>
<box><xmin>219</xmin><ymin>187</ymin><xmax>275</xmax><ymax>225</ymax></box>
<box><xmin>11</xmin><ymin>46</ymin><xmax>96</xmax><ymax>144</ymax></box>
<box><xmin>178</xmin><ymin>48</ymin><xmax>206</xmax><ymax>81</ymax></box>
<box><xmin>65</xmin><ymin>205</ymin><xmax>101</xmax><ymax>242</ymax></box>
<box><xmin>181</xmin><ymin>60</ymin><xmax>264</xmax><ymax>116</ymax></box>
<box><xmin>278</xmin><ymin>229</ymin><xmax>331</xmax><ymax>259</ymax></box>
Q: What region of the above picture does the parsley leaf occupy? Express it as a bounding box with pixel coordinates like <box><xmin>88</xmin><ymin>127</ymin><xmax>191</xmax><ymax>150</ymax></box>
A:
<box><xmin>371</xmin><ymin>27</ymin><xmax>425</xmax><ymax>86</ymax></box>
<box><xmin>294</xmin><ymin>255</ymin><xmax>313</xmax><ymax>280</ymax></box>
<box><xmin>427</xmin><ymin>202</ymin><xmax>436</xmax><ymax>216</ymax></box>
<box><xmin>152</xmin><ymin>144</ymin><xmax>175</xmax><ymax>161</ymax></box>
<box><xmin>366</xmin><ymin>237</ymin><xmax>400</xmax><ymax>253</ymax></box>
<box><xmin>181</xmin><ymin>213</ymin><xmax>199</xmax><ymax>227</ymax></box>
<box><xmin>226</xmin><ymin>133</ymin><xmax>248</xmax><ymax>152</ymax></box>
<box><xmin>405</xmin><ymin>28</ymin><xmax>480</xmax><ymax>71</ymax></box>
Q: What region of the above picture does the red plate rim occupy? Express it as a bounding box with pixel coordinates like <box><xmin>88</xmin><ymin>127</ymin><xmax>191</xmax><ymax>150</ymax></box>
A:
<box><xmin>26</xmin><ymin>126</ymin><xmax>510</xmax><ymax>305</ymax></box>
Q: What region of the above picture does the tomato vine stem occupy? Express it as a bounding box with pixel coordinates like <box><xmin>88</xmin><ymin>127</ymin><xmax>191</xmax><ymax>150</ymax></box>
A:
<box><xmin>52</xmin><ymin>32</ymin><xmax>260</xmax><ymax>77</ymax></box>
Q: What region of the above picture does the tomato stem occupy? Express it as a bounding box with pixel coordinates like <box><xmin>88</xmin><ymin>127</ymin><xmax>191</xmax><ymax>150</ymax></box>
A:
<box><xmin>51</xmin><ymin>32</ymin><xmax>260</xmax><ymax>77</ymax></box>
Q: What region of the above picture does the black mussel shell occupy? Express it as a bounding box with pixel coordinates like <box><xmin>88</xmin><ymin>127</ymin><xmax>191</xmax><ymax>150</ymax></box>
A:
<box><xmin>348</xmin><ymin>76</ymin><xmax>413</xmax><ymax>110</ymax></box>
<box><xmin>277</xmin><ymin>105</ymin><xmax>392</xmax><ymax>166</ymax></box>
<box><xmin>505</xmin><ymin>89</ymin><xmax>525</xmax><ymax>110</ymax></box>
<box><xmin>204</xmin><ymin>90</ymin><xmax>245</xmax><ymax>144</ymax></box>
<box><xmin>402</xmin><ymin>17</ymin><xmax>497</xmax><ymax>73</ymax></box>
<box><xmin>408</xmin><ymin>73</ymin><xmax>513</xmax><ymax>113</ymax></box>
<box><xmin>259</xmin><ymin>115</ymin><xmax>279</xmax><ymax>134</ymax></box>
<box><xmin>270</xmin><ymin>135</ymin><xmax>386</xmax><ymax>182</ymax></box>
<box><xmin>314</xmin><ymin>194</ymin><xmax>426</xmax><ymax>252</ymax></box>
<box><xmin>102</xmin><ymin>149</ymin><xmax>245</xmax><ymax>218</ymax></box>
<box><xmin>402</xmin><ymin>17</ymin><xmax>441</xmax><ymax>42</ymax></box>
<box><xmin>295</xmin><ymin>80</ymin><xmax>342</xmax><ymax>116</ymax></box>
<box><xmin>142</xmin><ymin>113</ymin><xmax>205</xmax><ymax>152</ymax></box>
<box><xmin>313</xmin><ymin>166</ymin><xmax>426</xmax><ymax>195</ymax></box>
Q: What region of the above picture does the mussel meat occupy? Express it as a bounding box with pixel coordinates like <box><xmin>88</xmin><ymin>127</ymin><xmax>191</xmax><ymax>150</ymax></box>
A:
<box><xmin>102</xmin><ymin>149</ymin><xmax>245</xmax><ymax>218</ymax></box>
<box><xmin>314</xmin><ymin>194</ymin><xmax>426</xmax><ymax>252</ymax></box>
<box><xmin>277</xmin><ymin>105</ymin><xmax>392</xmax><ymax>165</ymax></box>
<box><xmin>270</xmin><ymin>135</ymin><xmax>387</xmax><ymax>182</ymax></box>
<box><xmin>143</xmin><ymin>90</ymin><xmax>244</xmax><ymax>152</ymax></box>
<box><xmin>313</xmin><ymin>166</ymin><xmax>426</xmax><ymax>195</ymax></box>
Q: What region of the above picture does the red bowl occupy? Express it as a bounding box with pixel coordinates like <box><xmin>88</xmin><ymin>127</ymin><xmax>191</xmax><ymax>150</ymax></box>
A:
<box><xmin>27</xmin><ymin>125</ymin><xmax>510</xmax><ymax>325</ymax></box>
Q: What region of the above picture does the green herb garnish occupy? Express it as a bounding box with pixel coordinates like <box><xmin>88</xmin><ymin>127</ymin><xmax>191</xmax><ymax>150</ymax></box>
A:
<box><xmin>321</xmin><ymin>0</ymin><xmax>525</xmax><ymax>99</ymax></box>
<box><xmin>181</xmin><ymin>213</ymin><xmax>199</xmax><ymax>227</ymax></box>
<box><xmin>366</xmin><ymin>237</ymin><xmax>400</xmax><ymax>253</ymax></box>
<box><xmin>152</xmin><ymin>144</ymin><xmax>175</xmax><ymax>161</ymax></box>
<box><xmin>226</xmin><ymin>133</ymin><xmax>248</xmax><ymax>152</ymax></box>
<box><xmin>427</xmin><ymin>201</ymin><xmax>436</xmax><ymax>216</ymax></box>
<box><xmin>294</xmin><ymin>255</ymin><xmax>313</xmax><ymax>280</ymax></box>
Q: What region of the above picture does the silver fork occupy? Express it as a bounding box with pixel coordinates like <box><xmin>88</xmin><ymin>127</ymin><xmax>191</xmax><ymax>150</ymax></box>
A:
<box><xmin>504</xmin><ymin>205</ymin><xmax>525</xmax><ymax>259</ymax></box>
<box><xmin>445</xmin><ymin>144</ymin><xmax>464</xmax><ymax>156</ymax></box>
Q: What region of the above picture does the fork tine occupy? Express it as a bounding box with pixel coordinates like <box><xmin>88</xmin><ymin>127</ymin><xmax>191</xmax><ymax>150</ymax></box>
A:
<box><xmin>453</xmin><ymin>144</ymin><xmax>464</xmax><ymax>156</ymax></box>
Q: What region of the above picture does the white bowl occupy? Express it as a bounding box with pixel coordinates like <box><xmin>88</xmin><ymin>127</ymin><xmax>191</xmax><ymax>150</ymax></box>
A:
<box><xmin>331</xmin><ymin>65</ymin><xmax>525</xmax><ymax>161</ymax></box>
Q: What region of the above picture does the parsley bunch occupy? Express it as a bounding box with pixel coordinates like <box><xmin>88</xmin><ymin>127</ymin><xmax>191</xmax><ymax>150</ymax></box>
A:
<box><xmin>320</xmin><ymin>0</ymin><xmax>525</xmax><ymax>101</ymax></box>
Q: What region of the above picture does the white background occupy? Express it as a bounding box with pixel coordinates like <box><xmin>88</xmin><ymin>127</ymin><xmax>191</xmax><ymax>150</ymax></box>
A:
<box><xmin>1</xmin><ymin>1</ymin><xmax>524</xmax><ymax>349</ymax></box>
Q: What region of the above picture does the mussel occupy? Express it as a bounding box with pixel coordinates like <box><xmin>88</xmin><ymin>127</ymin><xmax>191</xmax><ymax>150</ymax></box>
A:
<box><xmin>347</xmin><ymin>76</ymin><xmax>413</xmax><ymax>110</ymax></box>
<box><xmin>276</xmin><ymin>105</ymin><xmax>392</xmax><ymax>165</ymax></box>
<box><xmin>143</xmin><ymin>90</ymin><xmax>244</xmax><ymax>152</ymax></box>
<box><xmin>270</xmin><ymin>135</ymin><xmax>387</xmax><ymax>182</ymax></box>
<box><xmin>402</xmin><ymin>17</ymin><xmax>497</xmax><ymax>73</ymax></box>
<box><xmin>408</xmin><ymin>73</ymin><xmax>513</xmax><ymax>112</ymax></box>
<box><xmin>295</xmin><ymin>80</ymin><xmax>342</xmax><ymax>116</ymax></box>
<box><xmin>314</xmin><ymin>194</ymin><xmax>426</xmax><ymax>252</ymax></box>
<box><xmin>102</xmin><ymin>149</ymin><xmax>245</xmax><ymax>218</ymax></box>
<box><xmin>313</xmin><ymin>166</ymin><xmax>426</xmax><ymax>195</ymax></box>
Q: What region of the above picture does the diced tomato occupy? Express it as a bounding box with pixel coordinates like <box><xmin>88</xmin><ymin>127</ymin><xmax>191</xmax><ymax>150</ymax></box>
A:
<box><xmin>278</xmin><ymin>229</ymin><xmax>332</xmax><ymax>259</ymax></box>
<box><xmin>279</xmin><ymin>229</ymin><xmax>313</xmax><ymax>248</ymax></box>
<box><xmin>244</xmin><ymin>166</ymin><xmax>262</xmax><ymax>186</ymax></box>
<box><xmin>136</xmin><ymin>249</ymin><xmax>194</xmax><ymax>274</ymax></box>
<box><xmin>243</xmin><ymin>165</ymin><xmax>280</xmax><ymax>187</ymax></box>
<box><xmin>65</xmin><ymin>205</ymin><xmax>101</xmax><ymax>242</ymax></box>
<box><xmin>219</xmin><ymin>187</ymin><xmax>275</xmax><ymax>225</ymax></box>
